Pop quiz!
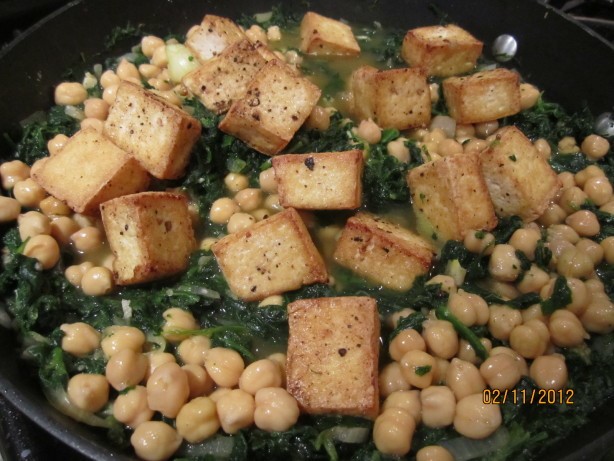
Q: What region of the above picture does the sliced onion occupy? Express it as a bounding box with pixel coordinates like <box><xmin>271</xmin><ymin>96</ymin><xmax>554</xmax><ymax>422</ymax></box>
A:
<box><xmin>44</xmin><ymin>386</ymin><xmax>110</xmax><ymax>428</ymax></box>
<box><xmin>430</xmin><ymin>115</ymin><xmax>456</xmax><ymax>138</ymax></box>
<box><xmin>166</xmin><ymin>44</ymin><xmax>200</xmax><ymax>83</ymax></box>
<box><xmin>254</xmin><ymin>11</ymin><xmax>273</xmax><ymax>23</ymax></box>
<box><xmin>184</xmin><ymin>285</ymin><xmax>221</xmax><ymax>300</ymax></box>
<box><xmin>180</xmin><ymin>434</ymin><xmax>236</xmax><ymax>458</ymax></box>
<box><xmin>328</xmin><ymin>426</ymin><xmax>370</xmax><ymax>444</ymax></box>
<box><xmin>440</xmin><ymin>427</ymin><xmax>510</xmax><ymax>461</ymax></box>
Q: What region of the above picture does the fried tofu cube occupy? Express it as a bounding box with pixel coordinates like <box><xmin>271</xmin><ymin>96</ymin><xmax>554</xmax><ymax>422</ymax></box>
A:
<box><xmin>350</xmin><ymin>66</ymin><xmax>431</xmax><ymax>129</ymax></box>
<box><xmin>211</xmin><ymin>208</ymin><xmax>328</xmax><ymax>301</ymax></box>
<box><xmin>442</xmin><ymin>68</ymin><xmax>521</xmax><ymax>124</ymax></box>
<box><xmin>185</xmin><ymin>14</ymin><xmax>246</xmax><ymax>61</ymax></box>
<box><xmin>30</xmin><ymin>128</ymin><xmax>149</xmax><ymax>214</ymax></box>
<box><xmin>183</xmin><ymin>39</ymin><xmax>267</xmax><ymax>114</ymax></box>
<box><xmin>401</xmin><ymin>24</ymin><xmax>483</xmax><ymax>77</ymax></box>
<box><xmin>334</xmin><ymin>213</ymin><xmax>434</xmax><ymax>291</ymax></box>
<box><xmin>218</xmin><ymin>60</ymin><xmax>321</xmax><ymax>155</ymax></box>
<box><xmin>100</xmin><ymin>192</ymin><xmax>195</xmax><ymax>285</ymax></box>
<box><xmin>407</xmin><ymin>153</ymin><xmax>498</xmax><ymax>241</ymax></box>
<box><xmin>103</xmin><ymin>82</ymin><xmax>201</xmax><ymax>179</ymax></box>
<box><xmin>287</xmin><ymin>296</ymin><xmax>380</xmax><ymax>419</ymax></box>
<box><xmin>480</xmin><ymin>126</ymin><xmax>561</xmax><ymax>221</ymax></box>
<box><xmin>272</xmin><ymin>150</ymin><xmax>364</xmax><ymax>210</ymax></box>
<box><xmin>299</xmin><ymin>12</ymin><xmax>361</xmax><ymax>56</ymax></box>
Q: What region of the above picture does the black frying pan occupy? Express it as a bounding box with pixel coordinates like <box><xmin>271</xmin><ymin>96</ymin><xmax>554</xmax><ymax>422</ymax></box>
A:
<box><xmin>0</xmin><ymin>0</ymin><xmax>613</xmax><ymax>459</ymax></box>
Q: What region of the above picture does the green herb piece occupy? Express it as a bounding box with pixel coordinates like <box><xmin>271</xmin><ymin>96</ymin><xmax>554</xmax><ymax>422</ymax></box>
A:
<box><xmin>435</xmin><ymin>303</ymin><xmax>488</xmax><ymax>360</ymax></box>
<box><xmin>415</xmin><ymin>365</ymin><xmax>432</xmax><ymax>376</ymax></box>
<box><xmin>540</xmin><ymin>276</ymin><xmax>572</xmax><ymax>315</ymax></box>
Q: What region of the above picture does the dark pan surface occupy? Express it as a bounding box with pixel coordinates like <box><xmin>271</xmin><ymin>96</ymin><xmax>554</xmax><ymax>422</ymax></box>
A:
<box><xmin>0</xmin><ymin>0</ymin><xmax>613</xmax><ymax>459</ymax></box>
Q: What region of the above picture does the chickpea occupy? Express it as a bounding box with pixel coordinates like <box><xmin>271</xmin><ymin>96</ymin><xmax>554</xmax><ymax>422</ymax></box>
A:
<box><xmin>548</xmin><ymin>237</ymin><xmax>575</xmax><ymax>262</ymax></box>
<box><xmin>112</xmin><ymin>385</ymin><xmax>153</xmax><ymax>429</ymax></box>
<box><xmin>463</xmin><ymin>138</ymin><xmax>488</xmax><ymax>155</ymax></box>
<box><xmin>130</xmin><ymin>421</ymin><xmax>182</xmax><ymax>461</ymax></box>
<box><xmin>426</xmin><ymin>275</ymin><xmax>457</xmax><ymax>294</ymax></box>
<box><xmin>83</xmin><ymin>98</ymin><xmax>109</xmax><ymax>120</ymax></box>
<box><xmin>602</xmin><ymin>236</ymin><xmax>614</xmax><ymax>265</ymax></box>
<box><xmin>531</xmin><ymin>138</ymin><xmax>551</xmax><ymax>160</ymax></box>
<box><xmin>116</xmin><ymin>58</ymin><xmax>140</xmax><ymax>81</ymax></box>
<box><xmin>575</xmin><ymin>165</ymin><xmax>605</xmax><ymax>188</ymax></box>
<box><xmin>239</xmin><ymin>359</ymin><xmax>283</xmax><ymax>395</ymax></box>
<box><xmin>224</xmin><ymin>172</ymin><xmax>249</xmax><ymax>192</ymax></box>
<box><xmin>549</xmin><ymin>224</ymin><xmax>580</xmax><ymax>244</ymax></box>
<box><xmin>421</xmin><ymin>385</ymin><xmax>456</xmax><ymax>428</ymax></box>
<box><xmin>305</xmin><ymin>105</ymin><xmax>331</xmax><ymax>131</ymax></box>
<box><xmin>389</xmin><ymin>329</ymin><xmax>426</xmax><ymax>361</ymax></box>
<box><xmin>373</xmin><ymin>407</ymin><xmax>416</xmax><ymax>456</ymax></box>
<box><xmin>140</xmin><ymin>35</ymin><xmax>165</xmax><ymax>58</ymax></box>
<box><xmin>538</xmin><ymin>203</ymin><xmax>567</xmax><ymax>227</ymax></box>
<box><xmin>60</xmin><ymin>322</ymin><xmax>100</xmax><ymax>357</ymax></box>
<box><xmin>480</xmin><ymin>353</ymin><xmax>521</xmax><ymax>390</ymax></box>
<box><xmin>70</xmin><ymin>226</ymin><xmax>103</xmax><ymax>253</ymax></box>
<box><xmin>66</xmin><ymin>373</ymin><xmax>109</xmax><ymax>412</ymax></box>
<box><xmin>13</xmin><ymin>179</ymin><xmax>46</xmax><ymax>208</ymax></box>
<box><xmin>64</xmin><ymin>262</ymin><xmax>93</xmax><ymax>288</ymax></box>
<box><xmin>522</xmin><ymin>303</ymin><xmax>546</xmax><ymax>323</ymax></box>
<box><xmin>400</xmin><ymin>349</ymin><xmax>436</xmax><ymax>388</ymax></box>
<box><xmin>81</xmin><ymin>266</ymin><xmax>114</xmax><ymax>296</ymax></box>
<box><xmin>387</xmin><ymin>137</ymin><xmax>410</xmax><ymax>163</ymax></box>
<box><xmin>245</xmin><ymin>24</ymin><xmax>267</xmax><ymax>44</ymax></box>
<box><xmin>416</xmin><ymin>445</ymin><xmax>454</xmax><ymax>461</ymax></box>
<box><xmin>519</xmin><ymin>83</ymin><xmax>540</xmax><ymax>110</ymax></box>
<box><xmin>182</xmin><ymin>364</ymin><xmax>214</xmax><ymax>398</ymax></box>
<box><xmin>356</xmin><ymin>119</ymin><xmax>381</xmax><ymax>144</ymax></box>
<box><xmin>490</xmin><ymin>346</ymin><xmax>529</xmax><ymax>376</ymax></box>
<box><xmin>175</xmin><ymin>396</ymin><xmax>220</xmax><ymax>443</ymax></box>
<box><xmin>576</xmin><ymin>238</ymin><xmax>604</xmax><ymax>266</ymax></box>
<box><xmin>438</xmin><ymin>139</ymin><xmax>463</xmax><ymax>156</ymax></box>
<box><xmin>101</xmin><ymin>325</ymin><xmax>146</xmax><ymax>358</ymax></box>
<box><xmin>264</xmin><ymin>193</ymin><xmax>283</xmax><ymax>212</ymax></box>
<box><xmin>38</xmin><ymin>196</ymin><xmax>70</xmax><ymax>217</ymax></box>
<box><xmin>138</xmin><ymin>63</ymin><xmax>161</xmax><ymax>79</ymax></box>
<box><xmin>145</xmin><ymin>351</ymin><xmax>176</xmax><ymax>380</ymax></box>
<box><xmin>454</xmin><ymin>393</ymin><xmax>502</xmax><ymax>439</ymax></box>
<box><xmin>581</xmin><ymin>295</ymin><xmax>614</xmax><ymax>334</ymax></box>
<box><xmin>162</xmin><ymin>307</ymin><xmax>198</xmax><ymax>343</ymax></box>
<box><xmin>0</xmin><ymin>160</ymin><xmax>30</xmax><ymax>189</ymax></box>
<box><xmin>235</xmin><ymin>188</ymin><xmax>262</xmax><ymax>212</ymax></box>
<box><xmin>565</xmin><ymin>210</ymin><xmax>600</xmax><ymax>237</ymax></box>
<box><xmin>199</xmin><ymin>237</ymin><xmax>219</xmax><ymax>251</ymax></box>
<box><xmin>387</xmin><ymin>308</ymin><xmax>417</xmax><ymax>329</ymax></box>
<box><xmin>382</xmin><ymin>390</ymin><xmax>422</xmax><ymax>424</ymax></box>
<box><xmin>254</xmin><ymin>387</ymin><xmax>300</xmax><ymax>432</ymax></box>
<box><xmin>584</xmin><ymin>176</ymin><xmax>612</xmax><ymax>206</ymax></box>
<box><xmin>456</xmin><ymin>338</ymin><xmax>492</xmax><ymax>365</ymax></box>
<box><xmin>204</xmin><ymin>347</ymin><xmax>245</xmax><ymax>388</ymax></box>
<box><xmin>258</xmin><ymin>168</ymin><xmax>278</xmax><ymax>194</ymax></box>
<box><xmin>456</xmin><ymin>123</ymin><xmax>475</xmax><ymax>138</ymax></box>
<box><xmin>432</xmin><ymin>358</ymin><xmax>451</xmax><ymax>385</ymax></box>
<box><xmin>445</xmin><ymin>358</ymin><xmax>486</xmax><ymax>400</ymax></box>
<box><xmin>23</xmin><ymin>234</ymin><xmax>60</xmax><ymax>270</ymax></box>
<box><xmin>581</xmin><ymin>134</ymin><xmax>610</xmax><ymax>160</ymax></box>
<box><xmin>509</xmin><ymin>228</ymin><xmax>541</xmax><ymax>260</ymax></box>
<box><xmin>464</xmin><ymin>231</ymin><xmax>496</xmax><ymax>257</ymax></box>
<box><xmin>489</xmin><ymin>244</ymin><xmax>522</xmax><ymax>282</ymax></box>
<box><xmin>99</xmin><ymin>70</ymin><xmax>120</xmax><ymax>89</ymax></box>
<box><xmin>558</xmin><ymin>136</ymin><xmax>579</xmax><ymax>154</ymax></box>
<box><xmin>475</xmin><ymin>121</ymin><xmax>499</xmax><ymax>138</ymax></box>
<box><xmin>258</xmin><ymin>295</ymin><xmax>284</xmax><ymax>307</ymax></box>
<box><xmin>549</xmin><ymin>310</ymin><xmax>587</xmax><ymax>347</ymax></box>
<box><xmin>54</xmin><ymin>81</ymin><xmax>87</xmax><ymax>106</ymax></box>
<box><xmin>429</xmin><ymin>82</ymin><xmax>440</xmax><ymax>104</ymax></box>
<box><xmin>209</xmin><ymin>197</ymin><xmax>239</xmax><ymax>224</ymax></box>
<box><xmin>216</xmin><ymin>388</ymin><xmax>255</xmax><ymax>434</ymax></box>
<box><xmin>517</xmin><ymin>264</ymin><xmax>550</xmax><ymax>294</ymax></box>
<box><xmin>102</xmin><ymin>84</ymin><xmax>119</xmax><ymax>105</ymax></box>
<box><xmin>557</xmin><ymin>247</ymin><xmax>594</xmax><ymax>279</ymax></box>
<box><xmin>422</xmin><ymin>319</ymin><xmax>458</xmax><ymax>359</ymax></box>
<box><xmin>106</xmin><ymin>349</ymin><xmax>148</xmax><ymax>391</ymax></box>
<box><xmin>49</xmin><ymin>217</ymin><xmax>79</xmax><ymax>246</ymax></box>
<box><xmin>530</xmin><ymin>354</ymin><xmax>568</xmax><ymax>390</ymax></box>
<box><xmin>177</xmin><ymin>335</ymin><xmax>211</xmax><ymax>365</ymax></box>
<box><xmin>146</xmin><ymin>361</ymin><xmax>189</xmax><ymax>418</ymax></box>
<box><xmin>448</xmin><ymin>292</ymin><xmax>477</xmax><ymax>326</ymax></box>
<box><xmin>227</xmin><ymin>212</ymin><xmax>256</xmax><ymax>233</ymax></box>
<box><xmin>18</xmin><ymin>211</ymin><xmax>50</xmax><ymax>240</ymax></box>
<box><xmin>488</xmin><ymin>305</ymin><xmax>522</xmax><ymax>341</ymax></box>
<box><xmin>379</xmin><ymin>362</ymin><xmax>410</xmax><ymax>397</ymax></box>
<box><xmin>558</xmin><ymin>171</ymin><xmax>576</xmax><ymax>191</ymax></box>
<box><xmin>600</xmin><ymin>199</ymin><xmax>614</xmax><ymax>214</ymax></box>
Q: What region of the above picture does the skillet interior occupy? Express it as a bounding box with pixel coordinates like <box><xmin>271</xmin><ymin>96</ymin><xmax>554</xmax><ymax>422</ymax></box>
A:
<box><xmin>0</xmin><ymin>0</ymin><xmax>613</xmax><ymax>459</ymax></box>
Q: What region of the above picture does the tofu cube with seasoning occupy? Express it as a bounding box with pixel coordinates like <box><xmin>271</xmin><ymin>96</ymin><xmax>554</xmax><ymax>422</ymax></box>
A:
<box><xmin>480</xmin><ymin>126</ymin><xmax>561</xmax><ymax>221</ymax></box>
<box><xmin>100</xmin><ymin>192</ymin><xmax>195</xmax><ymax>285</ymax></box>
<box><xmin>103</xmin><ymin>82</ymin><xmax>201</xmax><ymax>179</ymax></box>
<box><xmin>287</xmin><ymin>296</ymin><xmax>380</xmax><ymax>419</ymax></box>
<box><xmin>183</xmin><ymin>39</ymin><xmax>267</xmax><ymax>114</ymax></box>
<box><xmin>299</xmin><ymin>12</ymin><xmax>361</xmax><ymax>56</ymax></box>
<box><xmin>30</xmin><ymin>128</ymin><xmax>150</xmax><ymax>215</ymax></box>
<box><xmin>401</xmin><ymin>24</ymin><xmax>483</xmax><ymax>77</ymax></box>
<box><xmin>333</xmin><ymin>212</ymin><xmax>434</xmax><ymax>291</ymax></box>
<box><xmin>407</xmin><ymin>153</ymin><xmax>498</xmax><ymax>241</ymax></box>
<box><xmin>350</xmin><ymin>66</ymin><xmax>431</xmax><ymax>129</ymax></box>
<box><xmin>442</xmin><ymin>68</ymin><xmax>521</xmax><ymax>124</ymax></box>
<box><xmin>272</xmin><ymin>150</ymin><xmax>364</xmax><ymax>210</ymax></box>
<box><xmin>211</xmin><ymin>207</ymin><xmax>328</xmax><ymax>301</ymax></box>
<box><xmin>185</xmin><ymin>14</ymin><xmax>246</xmax><ymax>62</ymax></box>
<box><xmin>218</xmin><ymin>60</ymin><xmax>321</xmax><ymax>155</ymax></box>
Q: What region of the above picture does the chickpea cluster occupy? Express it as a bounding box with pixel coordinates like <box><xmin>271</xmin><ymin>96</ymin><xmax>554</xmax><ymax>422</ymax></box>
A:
<box><xmin>60</xmin><ymin>307</ymin><xmax>297</xmax><ymax>461</ymax></box>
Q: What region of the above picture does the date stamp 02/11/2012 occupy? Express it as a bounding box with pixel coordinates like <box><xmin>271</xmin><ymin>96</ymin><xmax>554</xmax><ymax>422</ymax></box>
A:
<box><xmin>483</xmin><ymin>388</ymin><xmax>575</xmax><ymax>405</ymax></box>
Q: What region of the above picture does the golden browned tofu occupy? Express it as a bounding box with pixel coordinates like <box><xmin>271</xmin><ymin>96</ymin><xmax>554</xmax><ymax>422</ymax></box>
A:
<box><xmin>480</xmin><ymin>126</ymin><xmax>561</xmax><ymax>221</ymax></box>
<box><xmin>103</xmin><ymin>82</ymin><xmax>201</xmax><ymax>180</ymax></box>
<box><xmin>185</xmin><ymin>14</ymin><xmax>246</xmax><ymax>61</ymax></box>
<box><xmin>287</xmin><ymin>296</ymin><xmax>380</xmax><ymax>419</ymax></box>
<box><xmin>299</xmin><ymin>12</ymin><xmax>361</xmax><ymax>56</ymax></box>
<box><xmin>401</xmin><ymin>24</ymin><xmax>483</xmax><ymax>77</ymax></box>
<box><xmin>100</xmin><ymin>192</ymin><xmax>195</xmax><ymax>285</ymax></box>
<box><xmin>407</xmin><ymin>153</ymin><xmax>498</xmax><ymax>241</ymax></box>
<box><xmin>334</xmin><ymin>213</ymin><xmax>434</xmax><ymax>291</ymax></box>
<box><xmin>350</xmin><ymin>66</ymin><xmax>431</xmax><ymax>129</ymax></box>
<box><xmin>218</xmin><ymin>60</ymin><xmax>321</xmax><ymax>155</ymax></box>
<box><xmin>183</xmin><ymin>39</ymin><xmax>267</xmax><ymax>114</ymax></box>
<box><xmin>30</xmin><ymin>128</ymin><xmax>149</xmax><ymax>215</ymax></box>
<box><xmin>272</xmin><ymin>150</ymin><xmax>364</xmax><ymax>210</ymax></box>
<box><xmin>442</xmin><ymin>68</ymin><xmax>521</xmax><ymax>124</ymax></box>
<box><xmin>211</xmin><ymin>208</ymin><xmax>328</xmax><ymax>301</ymax></box>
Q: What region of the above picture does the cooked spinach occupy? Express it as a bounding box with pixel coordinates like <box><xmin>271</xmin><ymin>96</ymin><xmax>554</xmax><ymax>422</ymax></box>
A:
<box><xmin>540</xmin><ymin>276</ymin><xmax>572</xmax><ymax>315</ymax></box>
